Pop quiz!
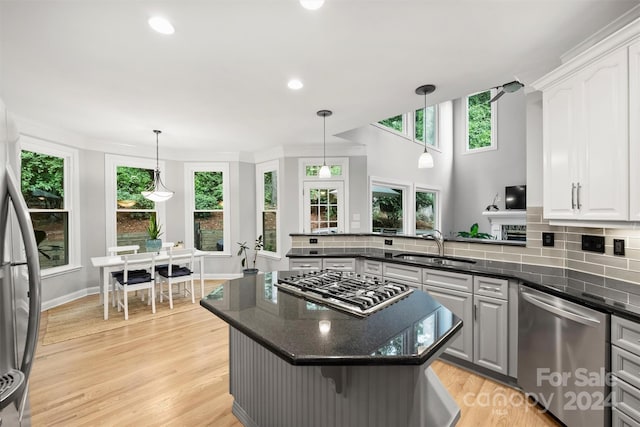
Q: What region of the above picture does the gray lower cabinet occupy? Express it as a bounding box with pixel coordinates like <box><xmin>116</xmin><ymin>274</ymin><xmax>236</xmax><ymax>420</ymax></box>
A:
<box><xmin>424</xmin><ymin>284</ymin><xmax>473</xmax><ymax>362</ymax></box>
<box><xmin>424</xmin><ymin>270</ymin><xmax>509</xmax><ymax>375</ymax></box>
<box><xmin>473</xmin><ymin>293</ymin><xmax>508</xmax><ymax>375</ymax></box>
<box><xmin>612</xmin><ymin>315</ymin><xmax>640</xmax><ymax>425</ymax></box>
<box><xmin>289</xmin><ymin>258</ymin><xmax>322</xmax><ymax>271</ymax></box>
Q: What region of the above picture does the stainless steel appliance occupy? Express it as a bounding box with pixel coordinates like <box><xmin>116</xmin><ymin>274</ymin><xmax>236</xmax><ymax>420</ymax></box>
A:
<box><xmin>0</xmin><ymin>99</ymin><xmax>42</xmax><ymax>426</ymax></box>
<box><xmin>276</xmin><ymin>270</ymin><xmax>413</xmax><ymax>317</ymax></box>
<box><xmin>518</xmin><ymin>285</ymin><xmax>608</xmax><ymax>427</ymax></box>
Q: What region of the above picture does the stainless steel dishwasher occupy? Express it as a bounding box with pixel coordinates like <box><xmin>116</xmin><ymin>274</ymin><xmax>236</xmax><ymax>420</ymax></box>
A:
<box><xmin>518</xmin><ymin>285</ymin><xmax>609</xmax><ymax>427</ymax></box>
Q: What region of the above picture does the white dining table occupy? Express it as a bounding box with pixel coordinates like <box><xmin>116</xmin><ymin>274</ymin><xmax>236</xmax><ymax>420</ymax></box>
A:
<box><xmin>91</xmin><ymin>250</ymin><xmax>208</xmax><ymax>320</ymax></box>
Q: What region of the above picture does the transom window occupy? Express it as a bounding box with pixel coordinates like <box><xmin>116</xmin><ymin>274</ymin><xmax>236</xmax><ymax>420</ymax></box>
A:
<box><xmin>378</xmin><ymin>114</ymin><xmax>405</xmax><ymax>133</ymax></box>
<box><xmin>21</xmin><ymin>137</ymin><xmax>79</xmax><ymax>274</ymax></box>
<box><xmin>415</xmin><ymin>105</ymin><xmax>437</xmax><ymax>146</ymax></box>
<box><xmin>466</xmin><ymin>90</ymin><xmax>497</xmax><ymax>152</ymax></box>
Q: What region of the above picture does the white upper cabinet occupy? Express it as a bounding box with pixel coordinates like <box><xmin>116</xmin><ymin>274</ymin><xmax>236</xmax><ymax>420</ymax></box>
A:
<box><xmin>541</xmin><ymin>47</ymin><xmax>628</xmax><ymax>220</ymax></box>
<box><xmin>629</xmin><ymin>39</ymin><xmax>640</xmax><ymax>220</ymax></box>
<box><xmin>534</xmin><ymin>19</ymin><xmax>640</xmax><ymax>222</ymax></box>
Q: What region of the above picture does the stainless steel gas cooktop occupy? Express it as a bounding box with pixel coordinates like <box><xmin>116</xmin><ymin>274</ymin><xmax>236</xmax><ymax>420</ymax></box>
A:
<box><xmin>276</xmin><ymin>270</ymin><xmax>413</xmax><ymax>317</ymax></box>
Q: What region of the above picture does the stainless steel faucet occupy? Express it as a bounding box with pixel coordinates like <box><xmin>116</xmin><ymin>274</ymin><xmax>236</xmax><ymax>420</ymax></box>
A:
<box><xmin>423</xmin><ymin>229</ymin><xmax>445</xmax><ymax>257</ymax></box>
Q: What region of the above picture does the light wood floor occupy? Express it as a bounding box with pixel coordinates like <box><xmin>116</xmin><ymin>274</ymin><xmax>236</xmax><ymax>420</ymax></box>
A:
<box><xmin>30</xmin><ymin>297</ymin><xmax>559</xmax><ymax>426</ymax></box>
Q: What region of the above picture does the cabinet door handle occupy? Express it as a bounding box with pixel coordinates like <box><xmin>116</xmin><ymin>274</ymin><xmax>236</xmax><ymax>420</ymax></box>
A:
<box><xmin>474</xmin><ymin>304</ymin><xmax>478</xmax><ymax>321</ymax></box>
<box><xmin>571</xmin><ymin>183</ymin><xmax>576</xmax><ymax>209</ymax></box>
<box><xmin>299</xmin><ymin>264</ymin><xmax>311</xmax><ymax>268</ymax></box>
<box><xmin>577</xmin><ymin>182</ymin><xmax>582</xmax><ymax>209</ymax></box>
<box><xmin>480</xmin><ymin>286</ymin><xmax>501</xmax><ymax>292</ymax></box>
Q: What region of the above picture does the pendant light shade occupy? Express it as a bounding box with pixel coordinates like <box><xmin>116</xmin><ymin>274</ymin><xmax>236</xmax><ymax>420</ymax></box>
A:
<box><xmin>142</xmin><ymin>130</ymin><xmax>174</xmax><ymax>202</ymax></box>
<box><xmin>415</xmin><ymin>84</ymin><xmax>436</xmax><ymax>169</ymax></box>
<box><xmin>317</xmin><ymin>109</ymin><xmax>333</xmax><ymax>179</ymax></box>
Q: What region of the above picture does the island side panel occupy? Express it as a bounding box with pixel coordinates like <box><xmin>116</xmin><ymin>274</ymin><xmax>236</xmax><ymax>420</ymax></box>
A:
<box><xmin>228</xmin><ymin>327</ymin><xmax>459</xmax><ymax>427</ymax></box>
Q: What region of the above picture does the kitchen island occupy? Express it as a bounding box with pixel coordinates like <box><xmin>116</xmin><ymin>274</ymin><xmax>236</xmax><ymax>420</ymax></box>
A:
<box><xmin>200</xmin><ymin>271</ymin><xmax>463</xmax><ymax>427</ymax></box>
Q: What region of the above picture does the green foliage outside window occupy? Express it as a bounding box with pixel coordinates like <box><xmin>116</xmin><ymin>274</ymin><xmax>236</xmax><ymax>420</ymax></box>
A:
<box><xmin>116</xmin><ymin>166</ymin><xmax>154</xmax><ymax>210</ymax></box>
<box><xmin>372</xmin><ymin>186</ymin><xmax>403</xmax><ymax>233</ymax></box>
<box><xmin>195</xmin><ymin>171</ymin><xmax>223</xmax><ymax>210</ymax></box>
<box><xmin>305</xmin><ymin>165</ymin><xmax>342</xmax><ymax>177</ymax></box>
<box><xmin>21</xmin><ymin>150</ymin><xmax>64</xmax><ymax>209</ymax></box>
<box><xmin>467</xmin><ymin>91</ymin><xmax>492</xmax><ymax>149</ymax></box>
<box><xmin>416</xmin><ymin>191</ymin><xmax>435</xmax><ymax>233</ymax></box>
<box><xmin>378</xmin><ymin>115</ymin><xmax>403</xmax><ymax>133</ymax></box>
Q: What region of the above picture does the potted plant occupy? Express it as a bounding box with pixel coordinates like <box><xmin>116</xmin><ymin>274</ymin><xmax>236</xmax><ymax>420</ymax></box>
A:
<box><xmin>456</xmin><ymin>223</ymin><xmax>494</xmax><ymax>240</ymax></box>
<box><xmin>237</xmin><ymin>235</ymin><xmax>263</xmax><ymax>275</ymax></box>
<box><xmin>145</xmin><ymin>215</ymin><xmax>164</xmax><ymax>252</ymax></box>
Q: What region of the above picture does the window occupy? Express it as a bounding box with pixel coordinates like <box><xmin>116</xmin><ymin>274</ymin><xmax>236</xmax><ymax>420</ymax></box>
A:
<box><xmin>256</xmin><ymin>160</ymin><xmax>280</xmax><ymax>256</ymax></box>
<box><xmin>415</xmin><ymin>188</ymin><xmax>440</xmax><ymax>235</ymax></box>
<box><xmin>21</xmin><ymin>138</ymin><xmax>79</xmax><ymax>273</ymax></box>
<box><xmin>105</xmin><ymin>155</ymin><xmax>166</xmax><ymax>251</ymax></box>
<box><xmin>415</xmin><ymin>105</ymin><xmax>437</xmax><ymax>147</ymax></box>
<box><xmin>299</xmin><ymin>158</ymin><xmax>349</xmax><ymax>233</ymax></box>
<box><xmin>371</xmin><ymin>183</ymin><xmax>406</xmax><ymax>234</ymax></box>
<box><xmin>185</xmin><ymin>163</ymin><xmax>230</xmax><ymax>255</ymax></box>
<box><xmin>466</xmin><ymin>90</ymin><xmax>497</xmax><ymax>152</ymax></box>
<box><xmin>378</xmin><ymin>114</ymin><xmax>405</xmax><ymax>133</ymax></box>
<box><xmin>116</xmin><ymin>166</ymin><xmax>156</xmax><ymax>248</ymax></box>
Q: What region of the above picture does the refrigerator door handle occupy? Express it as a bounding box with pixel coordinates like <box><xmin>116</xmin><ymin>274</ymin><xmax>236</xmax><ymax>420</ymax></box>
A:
<box><xmin>521</xmin><ymin>291</ymin><xmax>600</xmax><ymax>327</ymax></box>
<box><xmin>5</xmin><ymin>166</ymin><xmax>41</xmax><ymax>394</ymax></box>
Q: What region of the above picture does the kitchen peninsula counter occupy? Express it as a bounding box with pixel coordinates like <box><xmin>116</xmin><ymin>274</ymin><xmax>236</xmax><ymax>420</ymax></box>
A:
<box><xmin>200</xmin><ymin>272</ymin><xmax>462</xmax><ymax>427</ymax></box>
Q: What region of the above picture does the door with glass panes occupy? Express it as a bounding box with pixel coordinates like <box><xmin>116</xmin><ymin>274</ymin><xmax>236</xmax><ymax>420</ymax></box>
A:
<box><xmin>302</xmin><ymin>182</ymin><xmax>344</xmax><ymax>233</ymax></box>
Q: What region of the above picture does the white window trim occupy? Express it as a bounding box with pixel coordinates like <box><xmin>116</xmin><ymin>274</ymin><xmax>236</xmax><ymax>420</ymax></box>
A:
<box><xmin>298</xmin><ymin>157</ymin><xmax>350</xmax><ymax>233</ymax></box>
<box><xmin>372</xmin><ymin>113</ymin><xmax>408</xmax><ymax>137</ymax></box>
<box><xmin>183</xmin><ymin>162</ymin><xmax>231</xmax><ymax>256</ymax></box>
<box><xmin>256</xmin><ymin>159</ymin><xmax>281</xmax><ymax>260</ymax></box>
<box><xmin>369</xmin><ymin>176</ymin><xmax>412</xmax><ymax>234</ymax></box>
<box><xmin>414</xmin><ymin>184</ymin><xmax>442</xmax><ymax>234</ymax></box>
<box><xmin>464</xmin><ymin>89</ymin><xmax>498</xmax><ymax>154</ymax></box>
<box><xmin>21</xmin><ymin>136</ymin><xmax>81</xmax><ymax>275</ymax></box>
<box><xmin>105</xmin><ymin>154</ymin><xmax>167</xmax><ymax>250</ymax></box>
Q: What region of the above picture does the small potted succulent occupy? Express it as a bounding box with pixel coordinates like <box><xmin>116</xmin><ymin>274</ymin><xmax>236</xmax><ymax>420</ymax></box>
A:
<box><xmin>145</xmin><ymin>215</ymin><xmax>164</xmax><ymax>252</ymax></box>
<box><xmin>237</xmin><ymin>235</ymin><xmax>263</xmax><ymax>275</ymax></box>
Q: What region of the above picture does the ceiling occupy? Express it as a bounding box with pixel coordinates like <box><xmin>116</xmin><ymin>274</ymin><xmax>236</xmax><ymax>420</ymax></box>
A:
<box><xmin>1</xmin><ymin>1</ymin><xmax>638</xmax><ymax>155</ymax></box>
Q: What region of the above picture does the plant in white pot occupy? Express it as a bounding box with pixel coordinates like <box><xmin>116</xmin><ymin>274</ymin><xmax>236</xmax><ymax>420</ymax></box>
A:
<box><xmin>237</xmin><ymin>235</ymin><xmax>263</xmax><ymax>275</ymax></box>
<box><xmin>146</xmin><ymin>215</ymin><xmax>163</xmax><ymax>252</ymax></box>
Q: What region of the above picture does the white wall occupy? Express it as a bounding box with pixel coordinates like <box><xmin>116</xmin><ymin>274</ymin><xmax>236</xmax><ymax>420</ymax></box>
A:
<box><xmin>338</xmin><ymin>101</ymin><xmax>455</xmax><ymax>234</ymax></box>
<box><xmin>451</xmin><ymin>91</ymin><xmax>527</xmax><ymax>236</ymax></box>
<box><xmin>525</xmin><ymin>91</ymin><xmax>543</xmax><ymax>207</ymax></box>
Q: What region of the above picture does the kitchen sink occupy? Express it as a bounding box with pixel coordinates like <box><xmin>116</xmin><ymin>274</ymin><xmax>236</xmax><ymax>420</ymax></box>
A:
<box><xmin>393</xmin><ymin>253</ymin><xmax>476</xmax><ymax>267</ymax></box>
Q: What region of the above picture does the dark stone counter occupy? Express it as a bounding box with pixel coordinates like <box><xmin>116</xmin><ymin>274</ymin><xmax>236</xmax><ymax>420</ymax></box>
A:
<box><xmin>286</xmin><ymin>247</ymin><xmax>640</xmax><ymax>322</ymax></box>
<box><xmin>200</xmin><ymin>271</ymin><xmax>462</xmax><ymax>366</ymax></box>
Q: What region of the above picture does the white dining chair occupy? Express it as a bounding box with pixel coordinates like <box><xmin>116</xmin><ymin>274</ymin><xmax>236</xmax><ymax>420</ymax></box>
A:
<box><xmin>157</xmin><ymin>248</ymin><xmax>195</xmax><ymax>309</ymax></box>
<box><xmin>107</xmin><ymin>245</ymin><xmax>140</xmax><ymax>307</ymax></box>
<box><xmin>114</xmin><ymin>252</ymin><xmax>156</xmax><ymax>320</ymax></box>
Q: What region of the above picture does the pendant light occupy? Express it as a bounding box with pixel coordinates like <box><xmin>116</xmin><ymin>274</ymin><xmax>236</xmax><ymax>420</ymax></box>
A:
<box><xmin>415</xmin><ymin>84</ymin><xmax>436</xmax><ymax>169</ymax></box>
<box><xmin>142</xmin><ymin>130</ymin><xmax>174</xmax><ymax>202</ymax></box>
<box><xmin>317</xmin><ymin>109</ymin><xmax>332</xmax><ymax>179</ymax></box>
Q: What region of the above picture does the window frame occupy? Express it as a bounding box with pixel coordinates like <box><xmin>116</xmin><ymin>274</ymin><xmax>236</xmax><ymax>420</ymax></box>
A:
<box><xmin>298</xmin><ymin>157</ymin><xmax>349</xmax><ymax>233</ymax></box>
<box><xmin>414</xmin><ymin>185</ymin><xmax>442</xmax><ymax>235</ymax></box>
<box><xmin>373</xmin><ymin>113</ymin><xmax>407</xmax><ymax>136</ymax></box>
<box><xmin>369</xmin><ymin>176</ymin><xmax>412</xmax><ymax>234</ymax></box>
<box><xmin>256</xmin><ymin>160</ymin><xmax>281</xmax><ymax>260</ymax></box>
<box><xmin>183</xmin><ymin>162</ymin><xmax>231</xmax><ymax>256</ymax></box>
<box><xmin>21</xmin><ymin>137</ymin><xmax>80</xmax><ymax>276</ymax></box>
<box><xmin>302</xmin><ymin>181</ymin><xmax>345</xmax><ymax>234</ymax></box>
<box><xmin>464</xmin><ymin>89</ymin><xmax>498</xmax><ymax>154</ymax></box>
<box><xmin>105</xmin><ymin>154</ymin><xmax>166</xmax><ymax>251</ymax></box>
<box><xmin>414</xmin><ymin>104</ymin><xmax>440</xmax><ymax>150</ymax></box>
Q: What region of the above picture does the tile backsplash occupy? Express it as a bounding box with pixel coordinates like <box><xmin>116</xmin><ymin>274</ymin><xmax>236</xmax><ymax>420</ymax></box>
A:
<box><xmin>291</xmin><ymin>206</ymin><xmax>640</xmax><ymax>299</ymax></box>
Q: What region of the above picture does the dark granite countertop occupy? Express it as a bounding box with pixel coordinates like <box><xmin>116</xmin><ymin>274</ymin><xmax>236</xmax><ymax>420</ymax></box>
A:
<box><xmin>200</xmin><ymin>271</ymin><xmax>462</xmax><ymax>366</ymax></box>
<box><xmin>287</xmin><ymin>247</ymin><xmax>640</xmax><ymax>322</ymax></box>
<box><xmin>289</xmin><ymin>232</ymin><xmax>526</xmax><ymax>246</ymax></box>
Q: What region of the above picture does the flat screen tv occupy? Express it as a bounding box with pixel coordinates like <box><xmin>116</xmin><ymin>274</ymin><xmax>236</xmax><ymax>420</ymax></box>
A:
<box><xmin>505</xmin><ymin>185</ymin><xmax>526</xmax><ymax>210</ymax></box>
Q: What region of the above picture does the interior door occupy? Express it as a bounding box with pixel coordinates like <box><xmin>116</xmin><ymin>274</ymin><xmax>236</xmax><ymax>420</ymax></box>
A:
<box><xmin>302</xmin><ymin>182</ymin><xmax>345</xmax><ymax>233</ymax></box>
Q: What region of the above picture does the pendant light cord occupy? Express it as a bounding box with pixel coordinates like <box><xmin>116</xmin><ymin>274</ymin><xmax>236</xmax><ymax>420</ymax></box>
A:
<box><xmin>323</xmin><ymin>115</ymin><xmax>327</xmax><ymax>166</ymax></box>
<box><xmin>423</xmin><ymin>92</ymin><xmax>428</xmax><ymax>153</ymax></box>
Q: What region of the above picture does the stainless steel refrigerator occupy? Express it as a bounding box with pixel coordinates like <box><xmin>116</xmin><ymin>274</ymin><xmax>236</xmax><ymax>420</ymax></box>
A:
<box><xmin>0</xmin><ymin>98</ymin><xmax>42</xmax><ymax>426</ymax></box>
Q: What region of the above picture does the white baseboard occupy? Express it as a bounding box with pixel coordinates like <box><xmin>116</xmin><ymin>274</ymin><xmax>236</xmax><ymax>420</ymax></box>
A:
<box><xmin>41</xmin><ymin>275</ymin><xmax>241</xmax><ymax>311</ymax></box>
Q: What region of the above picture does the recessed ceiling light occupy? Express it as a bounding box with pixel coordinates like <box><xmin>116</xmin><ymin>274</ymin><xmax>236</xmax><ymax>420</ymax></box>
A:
<box><xmin>299</xmin><ymin>0</ymin><xmax>325</xmax><ymax>10</ymax></box>
<box><xmin>288</xmin><ymin>79</ymin><xmax>304</xmax><ymax>90</ymax></box>
<box><xmin>148</xmin><ymin>16</ymin><xmax>175</xmax><ymax>35</ymax></box>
